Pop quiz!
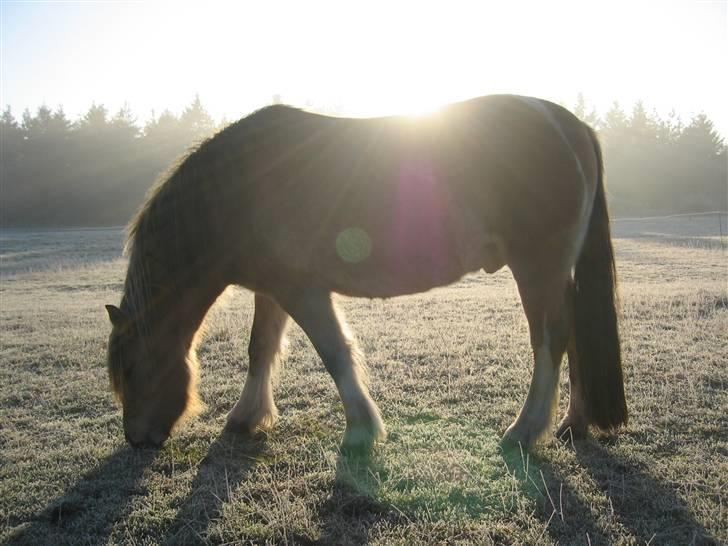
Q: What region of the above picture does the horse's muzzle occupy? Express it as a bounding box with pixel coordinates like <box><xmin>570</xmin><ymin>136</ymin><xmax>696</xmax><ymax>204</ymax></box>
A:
<box><xmin>125</xmin><ymin>430</ymin><xmax>167</xmax><ymax>449</ymax></box>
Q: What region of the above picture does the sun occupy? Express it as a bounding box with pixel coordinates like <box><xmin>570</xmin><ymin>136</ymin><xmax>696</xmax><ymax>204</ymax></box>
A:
<box><xmin>399</xmin><ymin>98</ymin><xmax>447</xmax><ymax>118</ymax></box>
<box><xmin>347</xmin><ymin>85</ymin><xmax>455</xmax><ymax>119</ymax></box>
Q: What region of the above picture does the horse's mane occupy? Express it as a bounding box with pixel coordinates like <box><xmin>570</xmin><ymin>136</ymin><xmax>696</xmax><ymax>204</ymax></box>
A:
<box><xmin>122</xmin><ymin>149</ymin><xmax>188</xmax><ymax>337</ymax></box>
<box><xmin>126</xmin><ymin>104</ymin><xmax>303</xmax><ymax>250</ymax></box>
<box><xmin>125</xmin><ymin>153</ymin><xmax>185</xmax><ymax>256</ymax></box>
<box><xmin>121</xmin><ymin>104</ymin><xmax>301</xmax><ymax>333</ymax></box>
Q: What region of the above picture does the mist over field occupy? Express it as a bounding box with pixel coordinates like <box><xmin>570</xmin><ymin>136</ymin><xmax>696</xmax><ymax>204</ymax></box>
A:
<box><xmin>1</xmin><ymin>94</ymin><xmax>726</xmax><ymax>228</ymax></box>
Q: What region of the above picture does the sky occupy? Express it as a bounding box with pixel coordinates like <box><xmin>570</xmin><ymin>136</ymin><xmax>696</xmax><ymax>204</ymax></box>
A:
<box><xmin>1</xmin><ymin>0</ymin><xmax>727</xmax><ymax>136</ymax></box>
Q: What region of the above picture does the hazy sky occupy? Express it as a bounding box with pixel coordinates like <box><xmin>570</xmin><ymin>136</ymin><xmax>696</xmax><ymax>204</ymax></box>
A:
<box><xmin>2</xmin><ymin>0</ymin><xmax>726</xmax><ymax>136</ymax></box>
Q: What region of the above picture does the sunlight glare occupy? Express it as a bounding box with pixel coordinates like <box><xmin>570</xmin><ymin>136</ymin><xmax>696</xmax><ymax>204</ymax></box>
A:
<box><xmin>3</xmin><ymin>0</ymin><xmax>725</xmax><ymax>134</ymax></box>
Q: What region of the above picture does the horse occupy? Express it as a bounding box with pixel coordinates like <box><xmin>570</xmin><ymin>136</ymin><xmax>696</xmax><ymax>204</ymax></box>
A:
<box><xmin>105</xmin><ymin>94</ymin><xmax>627</xmax><ymax>453</ymax></box>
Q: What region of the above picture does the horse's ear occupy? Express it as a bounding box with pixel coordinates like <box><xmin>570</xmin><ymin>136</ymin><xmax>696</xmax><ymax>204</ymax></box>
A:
<box><xmin>105</xmin><ymin>304</ymin><xmax>128</xmax><ymax>329</ymax></box>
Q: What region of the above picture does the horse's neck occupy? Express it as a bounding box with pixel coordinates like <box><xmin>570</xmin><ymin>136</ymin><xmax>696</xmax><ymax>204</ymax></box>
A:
<box><xmin>125</xmin><ymin>239</ymin><xmax>224</xmax><ymax>349</ymax></box>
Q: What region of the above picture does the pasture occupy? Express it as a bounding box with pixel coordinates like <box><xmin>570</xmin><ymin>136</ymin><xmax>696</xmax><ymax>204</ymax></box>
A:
<box><xmin>1</xmin><ymin>215</ymin><xmax>726</xmax><ymax>545</ymax></box>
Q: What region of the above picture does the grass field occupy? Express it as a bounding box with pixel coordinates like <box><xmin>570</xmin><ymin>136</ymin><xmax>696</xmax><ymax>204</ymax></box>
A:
<box><xmin>1</xmin><ymin>216</ymin><xmax>726</xmax><ymax>545</ymax></box>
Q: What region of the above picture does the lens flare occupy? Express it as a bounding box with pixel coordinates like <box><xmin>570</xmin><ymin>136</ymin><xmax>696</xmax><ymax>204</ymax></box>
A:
<box><xmin>336</xmin><ymin>228</ymin><xmax>372</xmax><ymax>263</ymax></box>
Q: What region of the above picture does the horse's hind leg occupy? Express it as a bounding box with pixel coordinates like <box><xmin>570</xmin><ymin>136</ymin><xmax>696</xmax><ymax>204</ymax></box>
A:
<box><xmin>277</xmin><ymin>289</ymin><xmax>385</xmax><ymax>454</ymax></box>
<box><xmin>555</xmin><ymin>318</ymin><xmax>589</xmax><ymax>441</ymax></box>
<box><xmin>226</xmin><ymin>293</ymin><xmax>289</xmax><ymax>434</ymax></box>
<box><xmin>554</xmin><ymin>279</ymin><xmax>588</xmax><ymax>442</ymax></box>
<box><xmin>502</xmin><ymin>258</ymin><xmax>571</xmax><ymax>448</ymax></box>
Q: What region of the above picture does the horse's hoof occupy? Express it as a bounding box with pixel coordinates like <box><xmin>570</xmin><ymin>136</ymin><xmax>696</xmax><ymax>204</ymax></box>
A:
<box><xmin>499</xmin><ymin>430</ymin><xmax>530</xmax><ymax>469</ymax></box>
<box><xmin>340</xmin><ymin>425</ymin><xmax>382</xmax><ymax>457</ymax></box>
<box><xmin>501</xmin><ymin>422</ymin><xmax>537</xmax><ymax>451</ymax></box>
<box><xmin>555</xmin><ymin>418</ymin><xmax>587</xmax><ymax>444</ymax></box>
<box><xmin>225</xmin><ymin>407</ymin><xmax>278</xmax><ymax>435</ymax></box>
<box><xmin>223</xmin><ymin>422</ymin><xmax>251</xmax><ymax>437</ymax></box>
<box><xmin>224</xmin><ymin>417</ymin><xmax>262</xmax><ymax>437</ymax></box>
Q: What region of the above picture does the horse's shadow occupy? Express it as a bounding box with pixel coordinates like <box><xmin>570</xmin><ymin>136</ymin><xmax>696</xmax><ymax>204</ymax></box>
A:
<box><xmin>317</xmin><ymin>453</ymin><xmax>398</xmax><ymax>545</ymax></box>
<box><xmin>319</xmin><ymin>438</ymin><xmax>719</xmax><ymax>545</ymax></box>
<box><xmin>7</xmin><ymin>446</ymin><xmax>158</xmax><ymax>545</ymax></box>
<box><xmin>9</xmin><ymin>433</ymin><xmax>717</xmax><ymax>544</ymax></box>
<box><xmin>575</xmin><ymin>440</ymin><xmax>718</xmax><ymax>544</ymax></box>
<box><xmin>7</xmin><ymin>431</ymin><xmax>264</xmax><ymax>545</ymax></box>
<box><xmin>162</xmin><ymin>430</ymin><xmax>266</xmax><ymax>544</ymax></box>
<box><xmin>502</xmin><ymin>438</ymin><xmax>718</xmax><ymax>545</ymax></box>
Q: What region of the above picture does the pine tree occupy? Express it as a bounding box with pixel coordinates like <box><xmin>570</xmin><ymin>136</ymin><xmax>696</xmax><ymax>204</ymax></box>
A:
<box><xmin>1</xmin><ymin>106</ymin><xmax>19</xmax><ymax>129</ymax></box>
<box><xmin>573</xmin><ymin>93</ymin><xmax>600</xmax><ymax>127</ymax></box>
<box><xmin>111</xmin><ymin>104</ymin><xmax>140</xmax><ymax>140</ymax></box>
<box><xmin>603</xmin><ymin>101</ymin><xmax>628</xmax><ymax>135</ymax></box>
<box><xmin>180</xmin><ymin>94</ymin><xmax>214</xmax><ymax>141</ymax></box>
<box><xmin>1</xmin><ymin>106</ymin><xmax>24</xmax><ymax>223</ymax></box>
<box><xmin>629</xmin><ymin>101</ymin><xmax>656</xmax><ymax>142</ymax></box>
<box><xmin>679</xmin><ymin>113</ymin><xmax>724</xmax><ymax>158</ymax></box>
<box><xmin>144</xmin><ymin>109</ymin><xmax>179</xmax><ymax>139</ymax></box>
<box><xmin>22</xmin><ymin>105</ymin><xmax>53</xmax><ymax>137</ymax></box>
<box><xmin>655</xmin><ymin>109</ymin><xmax>682</xmax><ymax>146</ymax></box>
<box><xmin>77</xmin><ymin>103</ymin><xmax>109</xmax><ymax>134</ymax></box>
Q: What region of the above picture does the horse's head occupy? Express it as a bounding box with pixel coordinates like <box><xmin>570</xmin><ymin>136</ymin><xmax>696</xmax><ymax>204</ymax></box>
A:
<box><xmin>105</xmin><ymin>304</ymin><xmax>199</xmax><ymax>448</ymax></box>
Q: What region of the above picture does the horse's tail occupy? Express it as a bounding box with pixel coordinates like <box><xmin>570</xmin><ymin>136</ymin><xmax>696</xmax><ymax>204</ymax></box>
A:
<box><xmin>571</xmin><ymin>127</ymin><xmax>628</xmax><ymax>431</ymax></box>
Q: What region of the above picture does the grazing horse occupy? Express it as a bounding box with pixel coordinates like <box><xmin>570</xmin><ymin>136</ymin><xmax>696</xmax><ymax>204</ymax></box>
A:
<box><xmin>105</xmin><ymin>94</ymin><xmax>627</xmax><ymax>452</ymax></box>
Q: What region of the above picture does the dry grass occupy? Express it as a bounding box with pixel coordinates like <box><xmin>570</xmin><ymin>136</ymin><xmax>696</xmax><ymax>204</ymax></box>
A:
<box><xmin>1</xmin><ymin>219</ymin><xmax>726</xmax><ymax>545</ymax></box>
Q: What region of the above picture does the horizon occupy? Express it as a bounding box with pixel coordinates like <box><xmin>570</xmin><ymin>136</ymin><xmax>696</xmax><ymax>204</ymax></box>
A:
<box><xmin>2</xmin><ymin>1</ymin><xmax>727</xmax><ymax>137</ymax></box>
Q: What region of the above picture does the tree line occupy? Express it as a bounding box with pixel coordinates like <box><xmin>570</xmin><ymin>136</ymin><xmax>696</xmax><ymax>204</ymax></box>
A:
<box><xmin>1</xmin><ymin>94</ymin><xmax>725</xmax><ymax>227</ymax></box>
<box><xmin>574</xmin><ymin>94</ymin><xmax>726</xmax><ymax>216</ymax></box>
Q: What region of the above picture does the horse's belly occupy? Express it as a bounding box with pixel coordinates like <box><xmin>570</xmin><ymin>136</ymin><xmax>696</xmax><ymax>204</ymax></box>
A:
<box><xmin>321</xmin><ymin>227</ymin><xmax>505</xmax><ymax>298</ymax></box>
<box><xmin>332</xmin><ymin>257</ymin><xmax>464</xmax><ymax>298</ymax></box>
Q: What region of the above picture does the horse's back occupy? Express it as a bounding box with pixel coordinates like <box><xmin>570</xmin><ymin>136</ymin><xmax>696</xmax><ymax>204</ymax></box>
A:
<box><xmin>208</xmin><ymin>96</ymin><xmax>595</xmax><ymax>297</ymax></box>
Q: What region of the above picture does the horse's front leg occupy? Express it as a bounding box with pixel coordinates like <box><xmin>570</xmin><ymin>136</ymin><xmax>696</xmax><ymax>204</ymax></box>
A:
<box><xmin>226</xmin><ymin>293</ymin><xmax>289</xmax><ymax>434</ymax></box>
<box><xmin>277</xmin><ymin>289</ymin><xmax>385</xmax><ymax>454</ymax></box>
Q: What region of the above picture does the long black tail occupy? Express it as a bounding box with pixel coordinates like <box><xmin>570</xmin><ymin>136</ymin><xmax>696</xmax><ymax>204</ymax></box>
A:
<box><xmin>572</xmin><ymin>127</ymin><xmax>628</xmax><ymax>431</ymax></box>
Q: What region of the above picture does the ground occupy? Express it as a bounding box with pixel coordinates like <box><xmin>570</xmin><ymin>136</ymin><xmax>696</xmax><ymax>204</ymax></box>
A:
<box><xmin>1</xmin><ymin>215</ymin><xmax>726</xmax><ymax>545</ymax></box>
